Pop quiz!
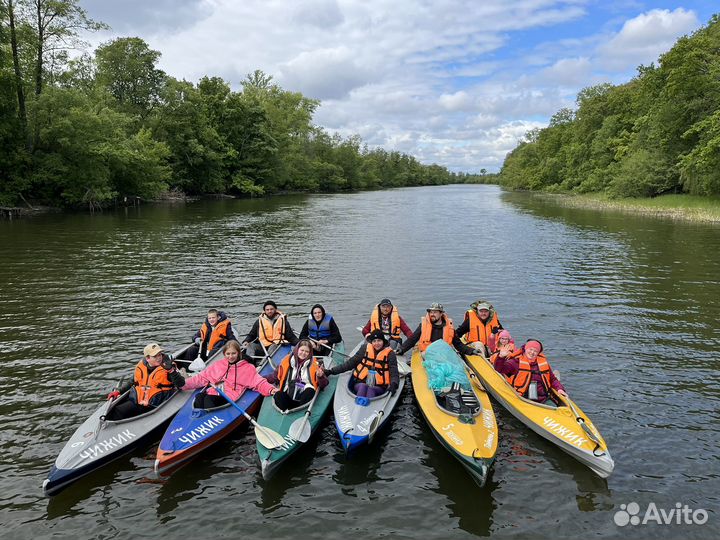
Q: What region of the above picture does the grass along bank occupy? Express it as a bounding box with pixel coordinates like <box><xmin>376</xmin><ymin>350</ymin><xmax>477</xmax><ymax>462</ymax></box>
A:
<box><xmin>531</xmin><ymin>192</ymin><xmax>720</xmax><ymax>223</ymax></box>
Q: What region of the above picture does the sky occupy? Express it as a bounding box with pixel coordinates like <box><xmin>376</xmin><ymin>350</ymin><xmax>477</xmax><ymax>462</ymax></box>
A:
<box><xmin>78</xmin><ymin>1</ymin><xmax>718</xmax><ymax>173</ymax></box>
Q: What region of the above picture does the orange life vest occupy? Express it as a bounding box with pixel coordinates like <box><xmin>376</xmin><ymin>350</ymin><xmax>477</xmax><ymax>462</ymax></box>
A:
<box><xmin>133</xmin><ymin>360</ymin><xmax>175</xmax><ymax>406</ymax></box>
<box><xmin>352</xmin><ymin>344</ymin><xmax>392</xmax><ymax>386</ymax></box>
<box><xmin>370</xmin><ymin>305</ymin><xmax>402</xmax><ymax>341</ymax></box>
<box><xmin>276</xmin><ymin>354</ymin><xmax>322</xmax><ymax>390</ymax></box>
<box><xmin>418</xmin><ymin>314</ymin><xmax>454</xmax><ymax>352</ymax></box>
<box><xmin>258</xmin><ymin>311</ymin><xmax>287</xmax><ymax>347</ymax></box>
<box><xmin>199</xmin><ymin>317</ymin><xmax>232</xmax><ymax>352</ymax></box>
<box><xmin>464</xmin><ymin>309</ymin><xmax>501</xmax><ymax>347</ymax></box>
<box><xmin>506</xmin><ymin>350</ymin><xmax>553</xmax><ymax>397</ymax></box>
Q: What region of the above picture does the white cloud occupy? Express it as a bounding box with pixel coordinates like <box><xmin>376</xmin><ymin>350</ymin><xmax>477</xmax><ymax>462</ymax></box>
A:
<box><xmin>77</xmin><ymin>1</ymin><xmax>707</xmax><ymax>173</ymax></box>
<box><xmin>598</xmin><ymin>8</ymin><xmax>699</xmax><ymax>70</ymax></box>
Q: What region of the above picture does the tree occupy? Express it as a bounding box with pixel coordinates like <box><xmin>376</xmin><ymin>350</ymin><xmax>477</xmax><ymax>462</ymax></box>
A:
<box><xmin>95</xmin><ymin>37</ymin><xmax>165</xmax><ymax>117</ymax></box>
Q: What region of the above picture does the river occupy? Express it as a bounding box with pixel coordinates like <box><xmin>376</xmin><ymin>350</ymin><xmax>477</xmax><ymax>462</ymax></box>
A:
<box><xmin>0</xmin><ymin>185</ymin><xmax>718</xmax><ymax>539</ymax></box>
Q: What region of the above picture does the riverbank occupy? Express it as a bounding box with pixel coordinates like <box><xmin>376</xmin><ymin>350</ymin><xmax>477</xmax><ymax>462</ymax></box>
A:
<box><xmin>528</xmin><ymin>192</ymin><xmax>720</xmax><ymax>224</ymax></box>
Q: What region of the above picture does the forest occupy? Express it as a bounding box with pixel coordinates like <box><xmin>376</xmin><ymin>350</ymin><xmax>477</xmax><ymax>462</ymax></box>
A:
<box><xmin>499</xmin><ymin>15</ymin><xmax>720</xmax><ymax>198</ymax></box>
<box><xmin>0</xmin><ymin>1</ymin><xmax>479</xmax><ymax>209</ymax></box>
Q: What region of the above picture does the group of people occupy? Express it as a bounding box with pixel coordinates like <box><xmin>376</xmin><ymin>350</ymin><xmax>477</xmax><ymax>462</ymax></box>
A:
<box><xmin>105</xmin><ymin>297</ymin><xmax>567</xmax><ymax>421</ymax></box>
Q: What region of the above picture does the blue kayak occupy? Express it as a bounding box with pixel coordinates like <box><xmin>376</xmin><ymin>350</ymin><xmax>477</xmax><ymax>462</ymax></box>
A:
<box><xmin>154</xmin><ymin>344</ymin><xmax>291</xmax><ymax>474</ymax></box>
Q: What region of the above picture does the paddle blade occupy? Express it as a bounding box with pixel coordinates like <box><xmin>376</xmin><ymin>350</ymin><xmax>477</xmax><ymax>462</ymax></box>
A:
<box><xmin>288</xmin><ymin>416</ymin><xmax>311</xmax><ymax>443</ymax></box>
<box><xmin>254</xmin><ymin>425</ymin><xmax>287</xmax><ymax>449</ymax></box>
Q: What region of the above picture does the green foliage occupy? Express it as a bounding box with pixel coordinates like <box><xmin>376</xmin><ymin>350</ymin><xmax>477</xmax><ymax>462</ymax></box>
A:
<box><xmin>499</xmin><ymin>15</ymin><xmax>720</xmax><ymax>199</ymax></box>
<box><xmin>1</xmin><ymin>23</ymin><xmax>462</xmax><ymax>210</ymax></box>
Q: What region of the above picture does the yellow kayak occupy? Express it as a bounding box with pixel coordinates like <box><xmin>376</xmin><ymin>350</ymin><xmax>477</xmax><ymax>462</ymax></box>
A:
<box><xmin>411</xmin><ymin>346</ymin><xmax>497</xmax><ymax>486</ymax></box>
<box><xmin>465</xmin><ymin>352</ymin><xmax>614</xmax><ymax>478</ymax></box>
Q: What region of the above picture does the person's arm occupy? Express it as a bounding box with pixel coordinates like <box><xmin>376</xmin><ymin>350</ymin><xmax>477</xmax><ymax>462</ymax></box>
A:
<box><xmin>455</xmin><ymin>318</ymin><xmax>470</xmax><ymax>338</ymax></box>
<box><xmin>327</xmin><ymin>319</ymin><xmax>342</xmax><ymax>345</ymax></box>
<box><xmin>314</xmin><ymin>360</ymin><xmax>329</xmax><ymax>390</ymax></box>
<box><xmin>244</xmin><ymin>320</ymin><xmax>259</xmax><ymax>344</ymax></box>
<box><xmin>387</xmin><ymin>351</ymin><xmax>400</xmax><ymax>393</ymax></box>
<box><xmin>327</xmin><ymin>347</ymin><xmax>365</xmax><ymax>375</ymax></box>
<box><xmin>285</xmin><ymin>319</ymin><xmax>299</xmax><ymax>345</ymax></box>
<box><xmin>453</xmin><ymin>335</ymin><xmax>473</xmax><ymax>356</ymax></box>
<box><xmin>243</xmin><ymin>364</ymin><xmax>277</xmax><ymax>396</ymax></box>
<box><xmin>399</xmin><ymin>317</ymin><xmax>414</xmax><ymax>339</ymax></box>
<box><xmin>549</xmin><ymin>368</ymin><xmax>566</xmax><ymax>394</ymax></box>
<box><xmin>298</xmin><ymin>321</ymin><xmax>310</xmax><ymax>340</ymax></box>
<box><xmin>494</xmin><ymin>355</ymin><xmax>518</xmax><ymax>377</ymax></box>
<box><xmin>399</xmin><ymin>324</ymin><xmax>422</xmax><ymax>355</ymax></box>
<box><xmin>361</xmin><ymin>320</ymin><xmax>371</xmax><ymax>337</ymax></box>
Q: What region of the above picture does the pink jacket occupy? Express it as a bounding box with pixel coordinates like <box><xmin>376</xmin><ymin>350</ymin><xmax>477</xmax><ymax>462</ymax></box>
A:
<box><xmin>184</xmin><ymin>358</ymin><xmax>275</xmax><ymax>402</ymax></box>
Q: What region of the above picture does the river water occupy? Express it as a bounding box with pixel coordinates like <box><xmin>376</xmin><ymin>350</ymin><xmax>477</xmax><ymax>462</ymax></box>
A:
<box><xmin>0</xmin><ymin>185</ymin><xmax>718</xmax><ymax>539</ymax></box>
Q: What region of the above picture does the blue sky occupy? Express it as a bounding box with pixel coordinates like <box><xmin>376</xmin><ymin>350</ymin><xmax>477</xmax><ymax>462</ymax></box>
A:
<box><xmin>80</xmin><ymin>0</ymin><xmax>718</xmax><ymax>173</ymax></box>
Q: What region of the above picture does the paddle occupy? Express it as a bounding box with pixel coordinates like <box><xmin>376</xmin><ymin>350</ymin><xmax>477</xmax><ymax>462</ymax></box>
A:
<box><xmin>211</xmin><ymin>384</ymin><xmax>286</xmax><ymax>449</ymax></box>
<box><xmin>367</xmin><ymin>389</ymin><xmax>394</xmax><ymax>442</ymax></box>
<box><xmin>307</xmin><ymin>337</ymin><xmax>352</xmax><ymax>358</ymax></box>
<box><xmin>287</xmin><ymin>387</ymin><xmax>319</xmax><ymax>443</ymax></box>
<box><xmin>554</xmin><ymin>391</ymin><xmax>603</xmax><ymax>446</ymax></box>
<box><xmin>287</xmin><ymin>347</ymin><xmax>336</xmax><ymax>442</ymax></box>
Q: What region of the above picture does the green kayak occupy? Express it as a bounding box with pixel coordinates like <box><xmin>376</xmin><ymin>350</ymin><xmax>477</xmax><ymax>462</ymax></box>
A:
<box><xmin>256</xmin><ymin>342</ymin><xmax>343</xmax><ymax>480</ymax></box>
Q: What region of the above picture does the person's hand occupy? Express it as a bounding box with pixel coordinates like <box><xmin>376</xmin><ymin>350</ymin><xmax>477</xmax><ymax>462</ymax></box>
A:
<box><xmin>316</xmin><ymin>366</ymin><xmax>326</xmax><ymax>377</ymax></box>
<box><xmin>271</xmin><ymin>387</ymin><xmax>278</xmax><ymax>395</ymax></box>
<box><xmin>162</xmin><ymin>355</ymin><xmax>174</xmax><ymax>371</ymax></box>
<box><xmin>389</xmin><ymin>382</ymin><xmax>399</xmax><ymax>395</ymax></box>
<box><xmin>491</xmin><ymin>327</ymin><xmax>500</xmax><ymax>334</ymax></box>
<box><xmin>557</xmin><ymin>389</ymin><xmax>568</xmax><ymax>398</ymax></box>
<box><xmin>107</xmin><ymin>390</ymin><xmax>120</xmax><ymax>401</ymax></box>
<box><xmin>194</xmin><ymin>337</ymin><xmax>201</xmax><ymax>345</ymax></box>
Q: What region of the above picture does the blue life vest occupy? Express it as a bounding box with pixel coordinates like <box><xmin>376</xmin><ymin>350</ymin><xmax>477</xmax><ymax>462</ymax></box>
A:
<box><xmin>308</xmin><ymin>314</ymin><xmax>333</xmax><ymax>339</ymax></box>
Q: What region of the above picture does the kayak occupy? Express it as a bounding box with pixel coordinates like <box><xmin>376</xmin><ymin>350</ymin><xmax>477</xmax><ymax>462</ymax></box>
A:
<box><xmin>153</xmin><ymin>344</ymin><xmax>289</xmax><ymax>475</ymax></box>
<box><xmin>411</xmin><ymin>342</ymin><xmax>498</xmax><ymax>487</ymax></box>
<box><xmin>333</xmin><ymin>340</ymin><xmax>408</xmax><ymax>453</ymax></box>
<box><xmin>256</xmin><ymin>342</ymin><xmax>344</xmax><ymax>480</ymax></box>
<box><xmin>42</xmin><ymin>344</ymin><xmax>220</xmax><ymax>496</ymax></box>
<box><xmin>465</xmin><ymin>352</ymin><xmax>614</xmax><ymax>478</ymax></box>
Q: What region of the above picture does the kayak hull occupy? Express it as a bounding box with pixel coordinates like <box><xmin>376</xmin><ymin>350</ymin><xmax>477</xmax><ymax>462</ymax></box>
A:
<box><xmin>465</xmin><ymin>352</ymin><xmax>614</xmax><ymax>478</ymax></box>
<box><xmin>154</xmin><ymin>354</ymin><xmax>279</xmax><ymax>475</ymax></box>
<box><xmin>43</xmin><ymin>344</ymin><xmax>220</xmax><ymax>496</ymax></box>
<box><xmin>256</xmin><ymin>343</ymin><xmax>344</xmax><ymax>480</ymax></box>
<box><xmin>411</xmin><ymin>347</ymin><xmax>497</xmax><ymax>487</ymax></box>
<box><xmin>332</xmin><ymin>341</ymin><xmax>407</xmax><ymax>453</ymax></box>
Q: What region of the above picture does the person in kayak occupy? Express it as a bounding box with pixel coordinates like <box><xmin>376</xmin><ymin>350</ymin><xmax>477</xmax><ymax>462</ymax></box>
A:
<box><xmin>182</xmin><ymin>340</ymin><xmax>277</xmax><ymax>408</ymax></box>
<box><xmin>298</xmin><ymin>304</ymin><xmax>343</xmax><ymax>355</ymax></box>
<box><xmin>455</xmin><ymin>300</ymin><xmax>503</xmax><ymax>357</ymax></box>
<box><xmin>243</xmin><ymin>301</ymin><xmax>298</xmax><ymax>359</ymax></box>
<box><xmin>267</xmin><ymin>339</ymin><xmax>328</xmax><ymax>410</ymax></box>
<box><xmin>489</xmin><ymin>329</ymin><xmax>515</xmax><ymax>366</ymax></box>
<box><xmin>320</xmin><ymin>329</ymin><xmax>400</xmax><ymax>398</ymax></box>
<box><xmin>494</xmin><ymin>339</ymin><xmax>567</xmax><ymax>403</ymax></box>
<box><xmin>106</xmin><ymin>343</ymin><xmax>186</xmax><ymax>420</ymax></box>
<box><xmin>398</xmin><ymin>302</ymin><xmax>472</xmax><ymax>357</ymax></box>
<box><xmin>175</xmin><ymin>308</ymin><xmax>234</xmax><ymax>366</ymax></box>
<box><xmin>361</xmin><ymin>298</ymin><xmax>414</xmax><ymax>353</ymax></box>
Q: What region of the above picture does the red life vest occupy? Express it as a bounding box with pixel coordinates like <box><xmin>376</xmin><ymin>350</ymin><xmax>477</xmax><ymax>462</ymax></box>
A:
<box><xmin>352</xmin><ymin>344</ymin><xmax>392</xmax><ymax>386</ymax></box>
<box><xmin>464</xmin><ymin>309</ymin><xmax>501</xmax><ymax>347</ymax></box>
<box><xmin>199</xmin><ymin>317</ymin><xmax>231</xmax><ymax>352</ymax></box>
<box><xmin>276</xmin><ymin>354</ymin><xmax>322</xmax><ymax>390</ymax></box>
<box><xmin>418</xmin><ymin>314</ymin><xmax>454</xmax><ymax>352</ymax></box>
<box><xmin>258</xmin><ymin>311</ymin><xmax>287</xmax><ymax>347</ymax></box>
<box><xmin>370</xmin><ymin>305</ymin><xmax>402</xmax><ymax>341</ymax></box>
<box><xmin>506</xmin><ymin>350</ymin><xmax>553</xmax><ymax>397</ymax></box>
<box><xmin>133</xmin><ymin>360</ymin><xmax>175</xmax><ymax>406</ymax></box>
